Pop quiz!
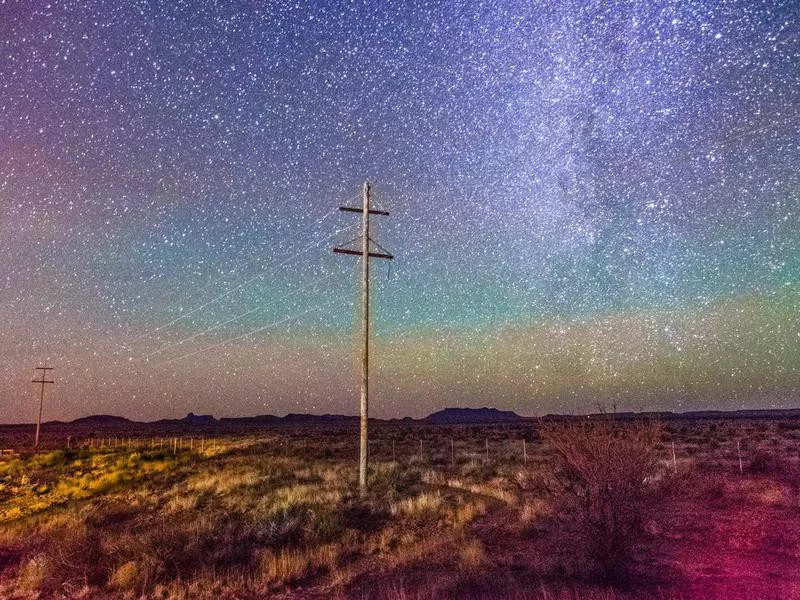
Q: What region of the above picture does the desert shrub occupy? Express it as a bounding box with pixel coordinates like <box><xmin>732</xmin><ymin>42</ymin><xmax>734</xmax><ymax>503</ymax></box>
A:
<box><xmin>541</xmin><ymin>419</ymin><xmax>666</xmax><ymax>582</ymax></box>
<box><xmin>258</xmin><ymin>506</ymin><xmax>307</xmax><ymax>545</ymax></box>
<box><xmin>305</xmin><ymin>505</ymin><xmax>344</xmax><ymax>541</ymax></box>
<box><xmin>109</xmin><ymin>560</ymin><xmax>139</xmax><ymax>591</ymax></box>
<box><xmin>17</xmin><ymin>553</ymin><xmax>54</xmax><ymax>592</ymax></box>
<box><xmin>749</xmin><ymin>449</ymin><xmax>782</xmax><ymax>474</ymax></box>
<box><xmin>512</xmin><ymin>468</ymin><xmax>548</xmax><ymax>494</ymax></box>
<box><xmin>458</xmin><ymin>459</ymin><xmax>494</xmax><ymax>480</ymax></box>
<box><xmin>519</xmin><ymin>497</ymin><xmax>551</xmax><ymax>526</ymax></box>
<box><xmin>29</xmin><ymin>450</ymin><xmax>69</xmax><ymax>470</ymax></box>
<box><xmin>390</xmin><ymin>491</ymin><xmax>443</xmax><ymax>521</ymax></box>
<box><xmin>458</xmin><ymin>537</ymin><xmax>487</xmax><ymax>573</ymax></box>
<box><xmin>449</xmin><ymin>497</ymin><xmax>487</xmax><ymax>528</ymax></box>
<box><xmin>371</xmin><ymin>462</ymin><xmax>423</xmax><ymax>494</ymax></box>
<box><xmin>259</xmin><ymin>543</ymin><xmax>339</xmax><ymax>585</ymax></box>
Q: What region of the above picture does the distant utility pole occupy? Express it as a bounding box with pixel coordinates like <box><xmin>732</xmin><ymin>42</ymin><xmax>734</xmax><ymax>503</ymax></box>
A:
<box><xmin>31</xmin><ymin>364</ymin><xmax>54</xmax><ymax>449</ymax></box>
<box><xmin>333</xmin><ymin>181</ymin><xmax>393</xmax><ymax>495</ymax></box>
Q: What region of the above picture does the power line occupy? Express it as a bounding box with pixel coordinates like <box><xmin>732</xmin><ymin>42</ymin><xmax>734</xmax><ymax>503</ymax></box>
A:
<box><xmin>123</xmin><ymin>208</ymin><xmax>342</xmax><ymax>349</ymax></box>
<box><xmin>121</xmin><ymin>220</ymin><xmax>357</xmax><ymax>350</ymax></box>
<box><xmin>120</xmin><ymin>207</ymin><xmax>341</xmax><ymax>348</ymax></box>
<box><xmin>154</xmin><ymin>302</ymin><xmax>333</xmax><ymax>367</ymax></box>
<box><xmin>212</xmin><ymin>198</ymin><xmax>358</xmax><ymax>280</ymax></box>
<box><xmin>139</xmin><ymin>270</ymin><xmax>339</xmax><ymax>360</ymax></box>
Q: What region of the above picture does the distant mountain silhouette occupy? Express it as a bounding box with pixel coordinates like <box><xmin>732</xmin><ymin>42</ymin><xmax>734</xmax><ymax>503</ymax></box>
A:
<box><xmin>70</xmin><ymin>415</ymin><xmax>133</xmax><ymax>426</ymax></box>
<box><xmin>679</xmin><ymin>408</ymin><xmax>800</xmax><ymax>419</ymax></box>
<box><xmin>152</xmin><ymin>412</ymin><xmax>217</xmax><ymax>426</ymax></box>
<box><xmin>424</xmin><ymin>407</ymin><xmax>523</xmax><ymax>424</ymax></box>
<box><xmin>218</xmin><ymin>415</ymin><xmax>281</xmax><ymax>425</ymax></box>
<box><xmin>215</xmin><ymin>413</ymin><xmax>360</xmax><ymax>426</ymax></box>
<box><xmin>541</xmin><ymin>409</ymin><xmax>800</xmax><ymax>421</ymax></box>
<box><xmin>29</xmin><ymin>406</ymin><xmax>798</xmax><ymax>429</ymax></box>
<box><xmin>284</xmin><ymin>413</ymin><xmax>359</xmax><ymax>423</ymax></box>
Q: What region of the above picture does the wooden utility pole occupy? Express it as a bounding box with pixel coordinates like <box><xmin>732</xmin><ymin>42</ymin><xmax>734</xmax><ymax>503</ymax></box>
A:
<box><xmin>31</xmin><ymin>365</ymin><xmax>54</xmax><ymax>449</ymax></box>
<box><xmin>333</xmin><ymin>181</ymin><xmax>393</xmax><ymax>495</ymax></box>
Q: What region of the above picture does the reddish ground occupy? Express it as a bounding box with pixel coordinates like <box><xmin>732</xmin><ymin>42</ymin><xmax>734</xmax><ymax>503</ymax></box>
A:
<box><xmin>340</xmin><ymin>474</ymin><xmax>800</xmax><ymax>599</ymax></box>
<box><xmin>662</xmin><ymin>476</ymin><xmax>800</xmax><ymax>600</ymax></box>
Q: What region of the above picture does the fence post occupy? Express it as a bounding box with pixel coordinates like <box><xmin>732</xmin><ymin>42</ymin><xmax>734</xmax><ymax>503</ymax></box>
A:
<box><xmin>737</xmin><ymin>439</ymin><xmax>743</xmax><ymax>474</ymax></box>
<box><xmin>671</xmin><ymin>441</ymin><xmax>677</xmax><ymax>473</ymax></box>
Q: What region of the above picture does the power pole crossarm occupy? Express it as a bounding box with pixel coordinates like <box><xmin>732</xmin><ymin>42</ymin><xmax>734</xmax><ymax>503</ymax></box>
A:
<box><xmin>332</xmin><ymin>181</ymin><xmax>393</xmax><ymax>496</ymax></box>
<box><xmin>339</xmin><ymin>207</ymin><xmax>390</xmax><ymax>216</ymax></box>
<box><xmin>332</xmin><ymin>248</ymin><xmax>394</xmax><ymax>259</ymax></box>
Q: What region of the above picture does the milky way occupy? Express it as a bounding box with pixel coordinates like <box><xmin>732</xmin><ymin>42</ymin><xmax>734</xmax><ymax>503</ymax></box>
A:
<box><xmin>2</xmin><ymin>1</ymin><xmax>798</xmax><ymax>422</ymax></box>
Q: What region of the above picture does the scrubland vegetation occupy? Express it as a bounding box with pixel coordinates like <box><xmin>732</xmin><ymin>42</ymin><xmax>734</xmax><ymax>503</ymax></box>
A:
<box><xmin>1</xmin><ymin>419</ymin><xmax>799</xmax><ymax>598</ymax></box>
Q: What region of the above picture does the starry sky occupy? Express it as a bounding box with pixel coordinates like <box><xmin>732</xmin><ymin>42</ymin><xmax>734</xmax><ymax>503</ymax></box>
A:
<box><xmin>2</xmin><ymin>0</ymin><xmax>798</xmax><ymax>423</ymax></box>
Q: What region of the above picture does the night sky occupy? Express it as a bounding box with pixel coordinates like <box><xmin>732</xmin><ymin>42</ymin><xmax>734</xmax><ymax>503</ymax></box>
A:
<box><xmin>2</xmin><ymin>0</ymin><xmax>798</xmax><ymax>423</ymax></box>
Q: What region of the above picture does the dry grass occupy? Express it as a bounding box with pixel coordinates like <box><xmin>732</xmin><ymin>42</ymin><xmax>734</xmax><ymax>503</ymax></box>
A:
<box><xmin>258</xmin><ymin>543</ymin><xmax>340</xmax><ymax>584</ymax></box>
<box><xmin>1</xmin><ymin>419</ymin><xmax>799</xmax><ymax>598</ymax></box>
<box><xmin>458</xmin><ymin>538</ymin><xmax>487</xmax><ymax>573</ymax></box>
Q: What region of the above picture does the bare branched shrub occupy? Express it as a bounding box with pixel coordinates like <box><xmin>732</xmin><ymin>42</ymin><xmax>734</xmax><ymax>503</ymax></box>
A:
<box><xmin>748</xmin><ymin>449</ymin><xmax>782</xmax><ymax>474</ymax></box>
<box><xmin>541</xmin><ymin>419</ymin><xmax>665</xmax><ymax>582</ymax></box>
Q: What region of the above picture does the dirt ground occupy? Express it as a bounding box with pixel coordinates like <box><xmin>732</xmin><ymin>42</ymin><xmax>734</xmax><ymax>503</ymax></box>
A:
<box><xmin>331</xmin><ymin>470</ymin><xmax>800</xmax><ymax>599</ymax></box>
